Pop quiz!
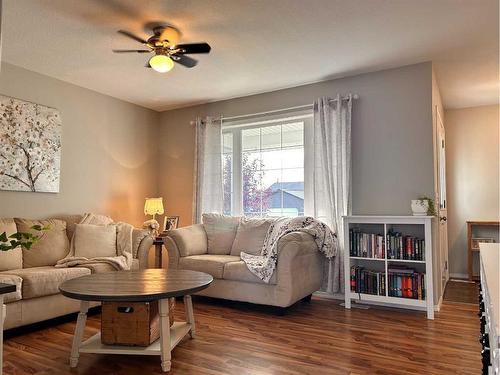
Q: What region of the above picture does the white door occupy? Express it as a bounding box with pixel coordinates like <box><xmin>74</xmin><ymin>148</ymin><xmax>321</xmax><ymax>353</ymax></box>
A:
<box><xmin>436</xmin><ymin>109</ymin><xmax>449</xmax><ymax>287</ymax></box>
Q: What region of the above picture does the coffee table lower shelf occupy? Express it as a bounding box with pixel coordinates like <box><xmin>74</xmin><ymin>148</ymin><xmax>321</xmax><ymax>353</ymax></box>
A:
<box><xmin>79</xmin><ymin>322</ymin><xmax>192</xmax><ymax>356</ymax></box>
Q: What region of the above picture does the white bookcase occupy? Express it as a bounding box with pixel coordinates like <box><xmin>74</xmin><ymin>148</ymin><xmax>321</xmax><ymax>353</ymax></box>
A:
<box><xmin>343</xmin><ymin>215</ymin><xmax>434</xmax><ymax>319</ymax></box>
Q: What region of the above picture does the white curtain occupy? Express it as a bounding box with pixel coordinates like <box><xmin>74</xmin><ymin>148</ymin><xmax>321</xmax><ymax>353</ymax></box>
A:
<box><xmin>193</xmin><ymin>117</ymin><xmax>223</xmax><ymax>224</ymax></box>
<box><xmin>312</xmin><ymin>95</ymin><xmax>352</xmax><ymax>294</ymax></box>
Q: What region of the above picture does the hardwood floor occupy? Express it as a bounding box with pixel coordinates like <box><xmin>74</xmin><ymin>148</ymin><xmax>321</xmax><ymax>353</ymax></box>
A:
<box><xmin>4</xmin><ymin>293</ymin><xmax>480</xmax><ymax>375</ymax></box>
<box><xmin>443</xmin><ymin>279</ymin><xmax>479</xmax><ymax>304</ymax></box>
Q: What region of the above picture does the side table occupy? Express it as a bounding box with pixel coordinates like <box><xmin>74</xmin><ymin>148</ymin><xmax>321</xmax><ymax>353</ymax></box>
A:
<box><xmin>154</xmin><ymin>237</ymin><xmax>165</xmax><ymax>268</ymax></box>
<box><xmin>0</xmin><ymin>283</ymin><xmax>16</xmax><ymax>375</ymax></box>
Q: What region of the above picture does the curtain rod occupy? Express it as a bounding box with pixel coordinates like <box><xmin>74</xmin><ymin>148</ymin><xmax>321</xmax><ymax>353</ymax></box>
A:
<box><xmin>190</xmin><ymin>94</ymin><xmax>359</xmax><ymax>125</ymax></box>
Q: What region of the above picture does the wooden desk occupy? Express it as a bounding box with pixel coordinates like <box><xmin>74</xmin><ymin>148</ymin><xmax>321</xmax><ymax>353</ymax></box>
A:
<box><xmin>467</xmin><ymin>220</ymin><xmax>500</xmax><ymax>280</ymax></box>
<box><xmin>0</xmin><ymin>283</ymin><xmax>16</xmax><ymax>375</ymax></box>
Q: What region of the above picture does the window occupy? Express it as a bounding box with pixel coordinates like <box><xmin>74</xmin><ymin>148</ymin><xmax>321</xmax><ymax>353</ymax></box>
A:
<box><xmin>222</xmin><ymin>111</ymin><xmax>311</xmax><ymax>217</ymax></box>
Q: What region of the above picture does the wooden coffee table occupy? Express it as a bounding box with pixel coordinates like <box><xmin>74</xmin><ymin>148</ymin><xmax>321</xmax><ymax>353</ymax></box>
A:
<box><xmin>59</xmin><ymin>269</ymin><xmax>213</xmax><ymax>372</ymax></box>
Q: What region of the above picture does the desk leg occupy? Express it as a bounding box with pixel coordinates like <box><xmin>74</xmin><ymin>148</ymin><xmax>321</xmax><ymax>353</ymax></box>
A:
<box><xmin>159</xmin><ymin>298</ymin><xmax>171</xmax><ymax>372</ymax></box>
<box><xmin>155</xmin><ymin>243</ymin><xmax>163</xmax><ymax>269</ymax></box>
<box><xmin>184</xmin><ymin>295</ymin><xmax>195</xmax><ymax>338</ymax></box>
<box><xmin>70</xmin><ymin>301</ymin><xmax>89</xmax><ymax>368</ymax></box>
<box><xmin>0</xmin><ymin>296</ymin><xmax>4</xmax><ymax>375</ymax></box>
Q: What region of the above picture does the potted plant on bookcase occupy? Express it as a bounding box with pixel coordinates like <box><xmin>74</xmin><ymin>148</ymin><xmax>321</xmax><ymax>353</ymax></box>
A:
<box><xmin>411</xmin><ymin>196</ymin><xmax>436</xmax><ymax>216</ymax></box>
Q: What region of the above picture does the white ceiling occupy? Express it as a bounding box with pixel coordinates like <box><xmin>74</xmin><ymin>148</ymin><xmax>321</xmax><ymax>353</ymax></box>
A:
<box><xmin>1</xmin><ymin>0</ymin><xmax>498</xmax><ymax>111</ymax></box>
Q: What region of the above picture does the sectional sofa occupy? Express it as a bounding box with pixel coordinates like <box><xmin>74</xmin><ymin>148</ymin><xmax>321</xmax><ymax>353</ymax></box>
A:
<box><xmin>0</xmin><ymin>215</ymin><xmax>154</xmax><ymax>329</ymax></box>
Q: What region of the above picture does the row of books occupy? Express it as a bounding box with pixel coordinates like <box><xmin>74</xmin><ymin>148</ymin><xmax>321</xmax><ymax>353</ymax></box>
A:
<box><xmin>350</xmin><ymin>266</ymin><xmax>426</xmax><ymax>300</ymax></box>
<box><xmin>386</xmin><ymin>230</ymin><xmax>425</xmax><ymax>261</ymax></box>
<box><xmin>350</xmin><ymin>266</ymin><xmax>386</xmax><ymax>295</ymax></box>
<box><xmin>387</xmin><ymin>267</ymin><xmax>426</xmax><ymax>300</ymax></box>
<box><xmin>349</xmin><ymin>229</ymin><xmax>385</xmax><ymax>258</ymax></box>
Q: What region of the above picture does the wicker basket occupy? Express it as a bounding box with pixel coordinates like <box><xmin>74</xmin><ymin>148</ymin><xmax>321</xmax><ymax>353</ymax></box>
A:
<box><xmin>101</xmin><ymin>298</ymin><xmax>175</xmax><ymax>346</ymax></box>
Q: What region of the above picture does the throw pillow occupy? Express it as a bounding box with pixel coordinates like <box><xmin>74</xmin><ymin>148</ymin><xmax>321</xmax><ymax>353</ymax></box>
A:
<box><xmin>0</xmin><ymin>218</ymin><xmax>22</xmax><ymax>271</ymax></box>
<box><xmin>202</xmin><ymin>213</ymin><xmax>239</xmax><ymax>255</ymax></box>
<box><xmin>73</xmin><ymin>224</ymin><xmax>117</xmax><ymax>258</ymax></box>
<box><xmin>230</xmin><ymin>218</ymin><xmax>273</xmax><ymax>256</ymax></box>
<box><xmin>15</xmin><ymin>218</ymin><xmax>70</xmax><ymax>268</ymax></box>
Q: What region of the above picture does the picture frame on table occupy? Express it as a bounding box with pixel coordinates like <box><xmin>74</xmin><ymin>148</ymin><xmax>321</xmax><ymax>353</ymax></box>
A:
<box><xmin>163</xmin><ymin>216</ymin><xmax>180</xmax><ymax>232</ymax></box>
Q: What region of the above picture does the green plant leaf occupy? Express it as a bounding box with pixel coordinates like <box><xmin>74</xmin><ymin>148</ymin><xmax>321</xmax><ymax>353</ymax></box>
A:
<box><xmin>0</xmin><ymin>232</ymin><xmax>7</xmax><ymax>243</ymax></box>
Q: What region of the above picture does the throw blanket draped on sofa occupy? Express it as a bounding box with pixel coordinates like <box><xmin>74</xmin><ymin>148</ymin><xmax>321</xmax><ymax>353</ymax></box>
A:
<box><xmin>55</xmin><ymin>213</ymin><xmax>133</xmax><ymax>271</ymax></box>
<box><xmin>240</xmin><ymin>216</ymin><xmax>337</xmax><ymax>283</ymax></box>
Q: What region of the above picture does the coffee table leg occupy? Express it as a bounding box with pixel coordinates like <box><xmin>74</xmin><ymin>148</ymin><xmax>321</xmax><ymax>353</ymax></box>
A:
<box><xmin>159</xmin><ymin>298</ymin><xmax>171</xmax><ymax>372</ymax></box>
<box><xmin>183</xmin><ymin>295</ymin><xmax>195</xmax><ymax>338</ymax></box>
<box><xmin>70</xmin><ymin>301</ymin><xmax>89</xmax><ymax>368</ymax></box>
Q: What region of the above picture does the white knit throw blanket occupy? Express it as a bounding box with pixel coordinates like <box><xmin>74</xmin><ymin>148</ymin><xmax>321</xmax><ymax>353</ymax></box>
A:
<box><xmin>55</xmin><ymin>213</ymin><xmax>133</xmax><ymax>271</ymax></box>
<box><xmin>240</xmin><ymin>216</ymin><xmax>337</xmax><ymax>283</ymax></box>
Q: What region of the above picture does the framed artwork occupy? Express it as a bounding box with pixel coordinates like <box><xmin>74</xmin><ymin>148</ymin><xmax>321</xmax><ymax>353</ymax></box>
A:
<box><xmin>0</xmin><ymin>95</ymin><xmax>62</xmax><ymax>193</ymax></box>
<box><xmin>163</xmin><ymin>216</ymin><xmax>180</xmax><ymax>232</ymax></box>
<box><xmin>471</xmin><ymin>237</ymin><xmax>495</xmax><ymax>250</ymax></box>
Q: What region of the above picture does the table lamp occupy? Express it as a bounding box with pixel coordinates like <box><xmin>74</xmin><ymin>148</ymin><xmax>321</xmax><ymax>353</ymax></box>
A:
<box><xmin>144</xmin><ymin>197</ymin><xmax>164</xmax><ymax>235</ymax></box>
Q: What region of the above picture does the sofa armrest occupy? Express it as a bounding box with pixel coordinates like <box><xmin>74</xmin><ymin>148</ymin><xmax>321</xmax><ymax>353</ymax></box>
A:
<box><xmin>133</xmin><ymin>228</ymin><xmax>155</xmax><ymax>269</ymax></box>
<box><xmin>164</xmin><ymin>236</ymin><xmax>181</xmax><ymax>269</ymax></box>
<box><xmin>275</xmin><ymin>231</ymin><xmax>324</xmax><ymax>306</ymax></box>
<box><xmin>165</xmin><ymin>224</ymin><xmax>208</xmax><ymax>258</ymax></box>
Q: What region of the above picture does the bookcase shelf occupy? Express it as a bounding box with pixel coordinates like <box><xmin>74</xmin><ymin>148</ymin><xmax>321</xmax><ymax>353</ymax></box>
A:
<box><xmin>344</xmin><ymin>215</ymin><xmax>434</xmax><ymax>319</ymax></box>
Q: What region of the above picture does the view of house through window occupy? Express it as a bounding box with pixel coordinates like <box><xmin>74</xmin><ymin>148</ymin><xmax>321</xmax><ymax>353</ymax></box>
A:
<box><xmin>223</xmin><ymin>115</ymin><xmax>309</xmax><ymax>217</ymax></box>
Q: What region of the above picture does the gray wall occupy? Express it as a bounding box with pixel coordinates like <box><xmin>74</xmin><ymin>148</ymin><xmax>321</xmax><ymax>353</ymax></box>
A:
<box><xmin>0</xmin><ymin>63</ymin><xmax>160</xmax><ymax>226</ymax></box>
<box><xmin>158</xmin><ymin>62</ymin><xmax>435</xmax><ymax>226</ymax></box>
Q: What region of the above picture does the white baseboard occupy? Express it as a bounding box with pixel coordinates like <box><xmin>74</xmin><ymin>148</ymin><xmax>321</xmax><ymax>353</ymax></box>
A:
<box><xmin>449</xmin><ymin>273</ymin><xmax>468</xmax><ymax>280</ymax></box>
<box><xmin>313</xmin><ymin>291</ymin><xmax>344</xmax><ymax>300</ymax></box>
<box><xmin>315</xmin><ymin>291</ymin><xmax>443</xmax><ymax>313</ymax></box>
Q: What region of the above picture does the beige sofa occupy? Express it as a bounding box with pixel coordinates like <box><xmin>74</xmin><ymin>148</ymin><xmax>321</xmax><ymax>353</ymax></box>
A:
<box><xmin>0</xmin><ymin>215</ymin><xmax>154</xmax><ymax>330</ymax></box>
<box><xmin>165</xmin><ymin>214</ymin><xmax>324</xmax><ymax>311</ymax></box>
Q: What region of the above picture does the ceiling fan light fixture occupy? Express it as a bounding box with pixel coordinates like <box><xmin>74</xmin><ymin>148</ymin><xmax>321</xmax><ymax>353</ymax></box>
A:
<box><xmin>149</xmin><ymin>54</ymin><xmax>174</xmax><ymax>73</ymax></box>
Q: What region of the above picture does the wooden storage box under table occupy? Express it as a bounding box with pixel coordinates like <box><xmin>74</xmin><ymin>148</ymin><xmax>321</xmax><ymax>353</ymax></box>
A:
<box><xmin>102</xmin><ymin>299</ymin><xmax>175</xmax><ymax>347</ymax></box>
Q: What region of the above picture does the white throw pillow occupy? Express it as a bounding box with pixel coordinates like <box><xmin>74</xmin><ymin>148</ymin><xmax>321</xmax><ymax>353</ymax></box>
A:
<box><xmin>73</xmin><ymin>224</ymin><xmax>117</xmax><ymax>258</ymax></box>
<box><xmin>202</xmin><ymin>213</ymin><xmax>239</xmax><ymax>255</ymax></box>
<box><xmin>230</xmin><ymin>218</ymin><xmax>273</xmax><ymax>256</ymax></box>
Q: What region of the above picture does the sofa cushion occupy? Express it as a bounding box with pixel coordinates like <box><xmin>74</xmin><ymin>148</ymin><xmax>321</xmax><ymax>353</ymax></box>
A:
<box><xmin>73</xmin><ymin>223</ymin><xmax>117</xmax><ymax>258</ymax></box>
<box><xmin>230</xmin><ymin>218</ymin><xmax>273</xmax><ymax>256</ymax></box>
<box><xmin>202</xmin><ymin>214</ymin><xmax>239</xmax><ymax>255</ymax></box>
<box><xmin>223</xmin><ymin>261</ymin><xmax>277</xmax><ymax>285</ymax></box>
<box><xmin>168</xmin><ymin>224</ymin><xmax>207</xmax><ymax>257</ymax></box>
<box><xmin>0</xmin><ymin>218</ymin><xmax>23</xmax><ymax>271</ymax></box>
<box><xmin>53</xmin><ymin>214</ymin><xmax>84</xmax><ymax>241</ymax></box>
<box><xmin>6</xmin><ymin>266</ymin><xmax>90</xmax><ymax>299</ymax></box>
<box><xmin>15</xmin><ymin>218</ymin><xmax>70</xmax><ymax>268</ymax></box>
<box><xmin>178</xmin><ymin>254</ymin><xmax>240</xmax><ymax>279</ymax></box>
<box><xmin>0</xmin><ymin>273</ymin><xmax>22</xmax><ymax>303</ymax></box>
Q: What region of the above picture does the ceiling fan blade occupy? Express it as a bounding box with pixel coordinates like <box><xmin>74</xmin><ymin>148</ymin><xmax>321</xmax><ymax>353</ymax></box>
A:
<box><xmin>175</xmin><ymin>43</ymin><xmax>211</xmax><ymax>54</ymax></box>
<box><xmin>172</xmin><ymin>54</ymin><xmax>198</xmax><ymax>68</ymax></box>
<box><xmin>113</xmin><ymin>49</ymin><xmax>150</xmax><ymax>53</ymax></box>
<box><xmin>118</xmin><ymin>30</ymin><xmax>147</xmax><ymax>44</ymax></box>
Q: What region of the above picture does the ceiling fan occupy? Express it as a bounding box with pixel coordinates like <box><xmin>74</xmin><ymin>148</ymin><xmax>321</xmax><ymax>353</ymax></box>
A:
<box><xmin>113</xmin><ymin>25</ymin><xmax>211</xmax><ymax>73</ymax></box>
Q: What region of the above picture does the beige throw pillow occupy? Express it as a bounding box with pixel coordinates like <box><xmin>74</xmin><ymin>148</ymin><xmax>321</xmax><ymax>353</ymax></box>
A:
<box><xmin>230</xmin><ymin>218</ymin><xmax>273</xmax><ymax>256</ymax></box>
<box><xmin>0</xmin><ymin>218</ymin><xmax>23</xmax><ymax>271</ymax></box>
<box><xmin>73</xmin><ymin>224</ymin><xmax>117</xmax><ymax>258</ymax></box>
<box><xmin>15</xmin><ymin>218</ymin><xmax>69</xmax><ymax>268</ymax></box>
<box><xmin>202</xmin><ymin>213</ymin><xmax>239</xmax><ymax>255</ymax></box>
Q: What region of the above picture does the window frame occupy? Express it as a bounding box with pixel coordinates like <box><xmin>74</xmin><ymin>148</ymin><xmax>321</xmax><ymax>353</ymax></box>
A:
<box><xmin>222</xmin><ymin>111</ymin><xmax>313</xmax><ymax>217</ymax></box>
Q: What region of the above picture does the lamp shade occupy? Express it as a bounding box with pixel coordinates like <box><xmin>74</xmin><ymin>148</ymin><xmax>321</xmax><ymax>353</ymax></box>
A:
<box><xmin>144</xmin><ymin>197</ymin><xmax>164</xmax><ymax>216</ymax></box>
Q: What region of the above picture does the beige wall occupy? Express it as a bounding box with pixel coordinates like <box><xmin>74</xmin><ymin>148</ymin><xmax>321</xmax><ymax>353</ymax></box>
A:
<box><xmin>158</xmin><ymin>62</ymin><xmax>435</xmax><ymax>227</ymax></box>
<box><xmin>0</xmin><ymin>63</ymin><xmax>160</xmax><ymax>227</ymax></box>
<box><xmin>445</xmin><ymin>105</ymin><xmax>500</xmax><ymax>277</ymax></box>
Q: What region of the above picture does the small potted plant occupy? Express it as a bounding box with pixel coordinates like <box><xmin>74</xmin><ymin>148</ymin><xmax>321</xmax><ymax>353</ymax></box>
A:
<box><xmin>411</xmin><ymin>196</ymin><xmax>437</xmax><ymax>216</ymax></box>
<box><xmin>0</xmin><ymin>225</ymin><xmax>50</xmax><ymax>251</ymax></box>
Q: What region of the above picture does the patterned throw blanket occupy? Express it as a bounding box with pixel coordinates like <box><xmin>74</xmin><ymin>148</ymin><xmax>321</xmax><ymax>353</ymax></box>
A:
<box><xmin>240</xmin><ymin>217</ymin><xmax>337</xmax><ymax>283</ymax></box>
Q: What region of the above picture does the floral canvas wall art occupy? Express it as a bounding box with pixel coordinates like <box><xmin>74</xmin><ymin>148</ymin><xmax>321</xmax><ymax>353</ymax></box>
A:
<box><xmin>0</xmin><ymin>95</ymin><xmax>62</xmax><ymax>193</ymax></box>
